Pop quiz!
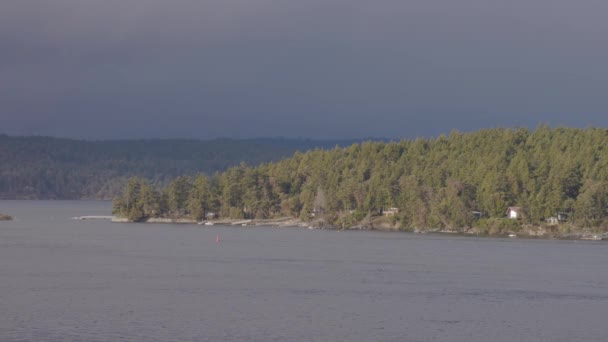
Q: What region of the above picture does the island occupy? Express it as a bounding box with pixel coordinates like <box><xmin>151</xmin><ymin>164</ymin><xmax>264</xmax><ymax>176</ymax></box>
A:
<box><xmin>112</xmin><ymin>127</ymin><xmax>608</xmax><ymax>240</ymax></box>
<box><xmin>0</xmin><ymin>213</ymin><xmax>13</xmax><ymax>221</ymax></box>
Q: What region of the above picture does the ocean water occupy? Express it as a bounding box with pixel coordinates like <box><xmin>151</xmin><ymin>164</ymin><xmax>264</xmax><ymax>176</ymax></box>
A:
<box><xmin>1</xmin><ymin>201</ymin><xmax>607</xmax><ymax>342</ymax></box>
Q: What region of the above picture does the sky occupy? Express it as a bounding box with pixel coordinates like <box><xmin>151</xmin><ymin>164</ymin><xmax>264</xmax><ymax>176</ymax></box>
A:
<box><xmin>1</xmin><ymin>0</ymin><xmax>608</xmax><ymax>140</ymax></box>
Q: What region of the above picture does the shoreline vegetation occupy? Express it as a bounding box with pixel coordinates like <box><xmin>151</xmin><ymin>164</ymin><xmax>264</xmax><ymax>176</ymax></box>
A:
<box><xmin>112</xmin><ymin>127</ymin><xmax>608</xmax><ymax>241</ymax></box>
<box><xmin>94</xmin><ymin>215</ymin><xmax>607</xmax><ymax>240</ymax></box>
<box><xmin>0</xmin><ymin>213</ymin><xmax>13</xmax><ymax>221</ymax></box>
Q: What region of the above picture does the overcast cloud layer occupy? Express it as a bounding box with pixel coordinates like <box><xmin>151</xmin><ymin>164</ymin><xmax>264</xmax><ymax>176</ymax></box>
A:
<box><xmin>1</xmin><ymin>0</ymin><xmax>608</xmax><ymax>139</ymax></box>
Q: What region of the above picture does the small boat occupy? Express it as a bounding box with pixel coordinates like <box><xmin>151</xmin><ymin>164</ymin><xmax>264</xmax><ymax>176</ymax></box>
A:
<box><xmin>508</xmin><ymin>233</ymin><xmax>517</xmax><ymax>238</ymax></box>
<box><xmin>204</xmin><ymin>222</ymin><xmax>214</xmax><ymax>226</ymax></box>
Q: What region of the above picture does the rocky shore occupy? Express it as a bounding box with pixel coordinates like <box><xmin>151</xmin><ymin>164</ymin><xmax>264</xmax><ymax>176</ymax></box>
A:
<box><xmin>107</xmin><ymin>216</ymin><xmax>198</xmax><ymax>224</ymax></box>
<box><xmin>106</xmin><ymin>214</ymin><xmax>607</xmax><ymax>241</ymax></box>
<box><xmin>201</xmin><ymin>217</ymin><xmax>300</xmax><ymax>226</ymax></box>
<box><xmin>110</xmin><ymin>215</ymin><xmax>327</xmax><ymax>229</ymax></box>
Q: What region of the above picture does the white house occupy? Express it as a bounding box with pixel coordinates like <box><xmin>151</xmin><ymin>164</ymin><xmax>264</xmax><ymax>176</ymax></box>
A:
<box><xmin>507</xmin><ymin>207</ymin><xmax>522</xmax><ymax>219</ymax></box>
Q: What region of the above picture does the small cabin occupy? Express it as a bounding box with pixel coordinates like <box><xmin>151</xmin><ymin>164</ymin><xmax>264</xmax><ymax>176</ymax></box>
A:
<box><xmin>546</xmin><ymin>217</ymin><xmax>559</xmax><ymax>225</ymax></box>
<box><xmin>472</xmin><ymin>211</ymin><xmax>483</xmax><ymax>219</ymax></box>
<box><xmin>205</xmin><ymin>212</ymin><xmax>216</xmax><ymax>220</ymax></box>
<box><xmin>506</xmin><ymin>207</ymin><xmax>522</xmax><ymax>219</ymax></box>
<box><xmin>547</xmin><ymin>213</ymin><xmax>568</xmax><ymax>225</ymax></box>
<box><xmin>383</xmin><ymin>208</ymin><xmax>399</xmax><ymax>217</ymax></box>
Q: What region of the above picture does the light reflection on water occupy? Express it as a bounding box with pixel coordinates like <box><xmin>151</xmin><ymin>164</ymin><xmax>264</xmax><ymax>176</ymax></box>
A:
<box><xmin>1</xmin><ymin>201</ymin><xmax>607</xmax><ymax>342</ymax></box>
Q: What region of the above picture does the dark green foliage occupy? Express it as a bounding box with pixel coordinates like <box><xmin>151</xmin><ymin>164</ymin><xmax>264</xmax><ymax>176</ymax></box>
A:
<box><xmin>473</xmin><ymin>218</ymin><xmax>522</xmax><ymax>235</ymax></box>
<box><xmin>164</xmin><ymin>176</ymin><xmax>192</xmax><ymax>217</ymax></box>
<box><xmin>113</xmin><ymin>127</ymin><xmax>608</xmax><ymax>231</ymax></box>
<box><xmin>188</xmin><ymin>174</ymin><xmax>212</xmax><ymax>221</ymax></box>
<box><xmin>112</xmin><ymin>177</ymin><xmax>160</xmax><ymax>222</ymax></box>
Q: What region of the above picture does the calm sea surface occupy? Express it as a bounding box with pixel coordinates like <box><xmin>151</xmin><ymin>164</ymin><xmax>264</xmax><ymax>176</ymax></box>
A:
<box><xmin>1</xmin><ymin>200</ymin><xmax>607</xmax><ymax>342</ymax></box>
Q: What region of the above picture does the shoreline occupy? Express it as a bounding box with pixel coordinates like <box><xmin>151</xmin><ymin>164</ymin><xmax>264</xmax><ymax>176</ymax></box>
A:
<box><xmin>102</xmin><ymin>215</ymin><xmax>608</xmax><ymax>241</ymax></box>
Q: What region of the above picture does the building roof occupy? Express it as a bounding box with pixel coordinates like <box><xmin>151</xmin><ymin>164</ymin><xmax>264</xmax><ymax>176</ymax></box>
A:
<box><xmin>507</xmin><ymin>206</ymin><xmax>522</xmax><ymax>214</ymax></box>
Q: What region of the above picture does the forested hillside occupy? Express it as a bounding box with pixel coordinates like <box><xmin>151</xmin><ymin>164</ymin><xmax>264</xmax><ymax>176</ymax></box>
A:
<box><xmin>0</xmin><ymin>135</ymin><xmax>364</xmax><ymax>199</ymax></box>
<box><xmin>114</xmin><ymin>127</ymin><xmax>608</xmax><ymax>233</ymax></box>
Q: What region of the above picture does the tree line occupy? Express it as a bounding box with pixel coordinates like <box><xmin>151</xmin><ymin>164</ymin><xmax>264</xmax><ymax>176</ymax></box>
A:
<box><xmin>113</xmin><ymin>127</ymin><xmax>608</xmax><ymax>233</ymax></box>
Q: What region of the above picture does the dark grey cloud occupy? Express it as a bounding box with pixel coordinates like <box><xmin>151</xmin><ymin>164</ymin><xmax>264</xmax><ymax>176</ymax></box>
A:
<box><xmin>2</xmin><ymin>0</ymin><xmax>608</xmax><ymax>139</ymax></box>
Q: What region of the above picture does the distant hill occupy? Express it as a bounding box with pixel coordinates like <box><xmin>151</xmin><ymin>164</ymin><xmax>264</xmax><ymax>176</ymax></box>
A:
<box><xmin>0</xmin><ymin>135</ymin><xmax>381</xmax><ymax>200</ymax></box>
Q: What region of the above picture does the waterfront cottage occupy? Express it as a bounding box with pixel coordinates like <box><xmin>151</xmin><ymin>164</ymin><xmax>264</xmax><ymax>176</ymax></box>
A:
<box><xmin>506</xmin><ymin>207</ymin><xmax>522</xmax><ymax>219</ymax></box>
<box><xmin>546</xmin><ymin>217</ymin><xmax>559</xmax><ymax>225</ymax></box>
<box><xmin>547</xmin><ymin>213</ymin><xmax>568</xmax><ymax>225</ymax></box>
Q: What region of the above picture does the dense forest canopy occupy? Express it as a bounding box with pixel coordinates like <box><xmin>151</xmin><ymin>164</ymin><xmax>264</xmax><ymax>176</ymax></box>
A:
<box><xmin>113</xmin><ymin>127</ymin><xmax>608</xmax><ymax>233</ymax></box>
<box><xmin>0</xmin><ymin>135</ymin><xmax>367</xmax><ymax>199</ymax></box>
